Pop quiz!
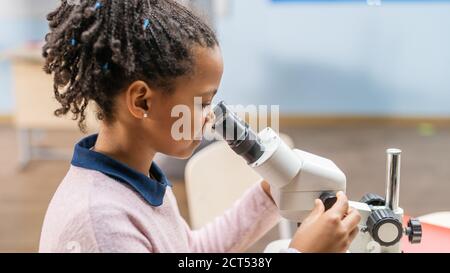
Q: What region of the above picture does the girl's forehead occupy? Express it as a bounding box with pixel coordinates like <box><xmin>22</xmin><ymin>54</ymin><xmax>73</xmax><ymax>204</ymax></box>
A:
<box><xmin>192</xmin><ymin>48</ymin><xmax>224</xmax><ymax>89</ymax></box>
<box><xmin>193</xmin><ymin>46</ymin><xmax>224</xmax><ymax>74</ymax></box>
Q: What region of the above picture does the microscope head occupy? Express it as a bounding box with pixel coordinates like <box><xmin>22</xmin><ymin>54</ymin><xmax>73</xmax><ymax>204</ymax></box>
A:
<box><xmin>212</xmin><ymin>101</ymin><xmax>347</xmax><ymax>222</ymax></box>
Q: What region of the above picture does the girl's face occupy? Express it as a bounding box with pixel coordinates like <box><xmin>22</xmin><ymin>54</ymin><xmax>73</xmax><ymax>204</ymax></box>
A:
<box><xmin>124</xmin><ymin>45</ymin><xmax>224</xmax><ymax>159</ymax></box>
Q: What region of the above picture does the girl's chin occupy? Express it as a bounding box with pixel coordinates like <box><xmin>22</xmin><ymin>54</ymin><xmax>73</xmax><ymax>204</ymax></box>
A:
<box><xmin>172</xmin><ymin>140</ymin><xmax>202</xmax><ymax>159</ymax></box>
<box><xmin>188</xmin><ymin>140</ymin><xmax>202</xmax><ymax>154</ymax></box>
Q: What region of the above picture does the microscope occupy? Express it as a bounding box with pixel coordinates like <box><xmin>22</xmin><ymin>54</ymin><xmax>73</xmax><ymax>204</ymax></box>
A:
<box><xmin>212</xmin><ymin>101</ymin><xmax>422</xmax><ymax>253</ymax></box>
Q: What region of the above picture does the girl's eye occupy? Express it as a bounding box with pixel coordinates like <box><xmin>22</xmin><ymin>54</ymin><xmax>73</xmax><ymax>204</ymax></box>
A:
<box><xmin>202</xmin><ymin>103</ymin><xmax>211</xmax><ymax>109</ymax></box>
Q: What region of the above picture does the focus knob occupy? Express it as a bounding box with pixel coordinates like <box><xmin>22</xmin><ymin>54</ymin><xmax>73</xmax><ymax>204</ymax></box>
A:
<box><xmin>406</xmin><ymin>218</ymin><xmax>422</xmax><ymax>244</ymax></box>
<box><xmin>367</xmin><ymin>209</ymin><xmax>403</xmax><ymax>247</ymax></box>
<box><xmin>319</xmin><ymin>192</ymin><xmax>337</xmax><ymax>211</ymax></box>
<box><xmin>360</xmin><ymin>193</ymin><xmax>386</xmax><ymax>207</ymax></box>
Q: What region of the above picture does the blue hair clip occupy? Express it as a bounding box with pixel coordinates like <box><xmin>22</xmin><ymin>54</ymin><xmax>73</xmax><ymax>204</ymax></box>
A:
<box><xmin>70</xmin><ymin>38</ymin><xmax>77</xmax><ymax>46</ymax></box>
<box><xmin>102</xmin><ymin>62</ymin><xmax>109</xmax><ymax>71</ymax></box>
<box><xmin>143</xmin><ymin>19</ymin><xmax>150</xmax><ymax>30</ymax></box>
<box><xmin>94</xmin><ymin>1</ymin><xmax>103</xmax><ymax>10</ymax></box>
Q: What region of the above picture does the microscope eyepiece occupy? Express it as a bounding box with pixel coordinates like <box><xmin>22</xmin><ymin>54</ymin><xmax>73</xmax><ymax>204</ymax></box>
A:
<box><xmin>212</xmin><ymin>101</ymin><xmax>265</xmax><ymax>164</ymax></box>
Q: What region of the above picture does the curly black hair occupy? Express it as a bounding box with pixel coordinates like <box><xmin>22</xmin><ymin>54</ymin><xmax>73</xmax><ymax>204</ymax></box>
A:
<box><xmin>43</xmin><ymin>0</ymin><xmax>218</xmax><ymax>131</ymax></box>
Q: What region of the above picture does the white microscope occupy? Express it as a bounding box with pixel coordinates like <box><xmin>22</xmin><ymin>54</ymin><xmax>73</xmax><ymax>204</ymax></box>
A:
<box><xmin>212</xmin><ymin>101</ymin><xmax>422</xmax><ymax>253</ymax></box>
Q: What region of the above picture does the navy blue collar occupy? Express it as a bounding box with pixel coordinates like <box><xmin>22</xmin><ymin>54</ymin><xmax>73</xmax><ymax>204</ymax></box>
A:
<box><xmin>71</xmin><ymin>134</ymin><xmax>172</xmax><ymax>207</ymax></box>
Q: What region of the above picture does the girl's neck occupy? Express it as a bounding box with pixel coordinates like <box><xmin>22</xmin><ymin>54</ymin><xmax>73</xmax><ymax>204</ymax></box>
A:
<box><xmin>93</xmin><ymin>123</ymin><xmax>156</xmax><ymax>176</ymax></box>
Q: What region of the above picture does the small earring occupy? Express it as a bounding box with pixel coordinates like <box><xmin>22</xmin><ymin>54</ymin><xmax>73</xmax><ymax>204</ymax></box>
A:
<box><xmin>143</xmin><ymin>112</ymin><xmax>149</xmax><ymax>118</ymax></box>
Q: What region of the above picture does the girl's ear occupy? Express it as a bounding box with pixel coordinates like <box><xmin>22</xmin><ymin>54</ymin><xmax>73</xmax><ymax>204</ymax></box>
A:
<box><xmin>125</xmin><ymin>80</ymin><xmax>153</xmax><ymax>119</ymax></box>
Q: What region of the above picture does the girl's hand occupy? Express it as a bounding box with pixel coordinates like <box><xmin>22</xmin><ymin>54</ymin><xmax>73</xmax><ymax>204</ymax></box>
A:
<box><xmin>289</xmin><ymin>192</ymin><xmax>361</xmax><ymax>253</ymax></box>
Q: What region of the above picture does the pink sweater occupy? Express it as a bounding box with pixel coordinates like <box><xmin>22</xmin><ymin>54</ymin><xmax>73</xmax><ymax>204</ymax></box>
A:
<box><xmin>39</xmin><ymin>165</ymin><xmax>280</xmax><ymax>253</ymax></box>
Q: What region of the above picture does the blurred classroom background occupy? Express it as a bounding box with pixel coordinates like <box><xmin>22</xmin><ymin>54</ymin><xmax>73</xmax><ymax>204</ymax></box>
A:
<box><xmin>0</xmin><ymin>0</ymin><xmax>449</xmax><ymax>252</ymax></box>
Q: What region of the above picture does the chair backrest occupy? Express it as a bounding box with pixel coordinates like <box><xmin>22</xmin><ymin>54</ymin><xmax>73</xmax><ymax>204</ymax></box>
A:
<box><xmin>185</xmin><ymin>135</ymin><xmax>294</xmax><ymax>229</ymax></box>
<box><xmin>185</xmin><ymin>141</ymin><xmax>262</xmax><ymax>229</ymax></box>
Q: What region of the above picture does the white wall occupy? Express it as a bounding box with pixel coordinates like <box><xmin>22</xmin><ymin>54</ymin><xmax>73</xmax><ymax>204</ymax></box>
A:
<box><xmin>216</xmin><ymin>0</ymin><xmax>450</xmax><ymax>116</ymax></box>
<box><xmin>0</xmin><ymin>0</ymin><xmax>57</xmax><ymax>115</ymax></box>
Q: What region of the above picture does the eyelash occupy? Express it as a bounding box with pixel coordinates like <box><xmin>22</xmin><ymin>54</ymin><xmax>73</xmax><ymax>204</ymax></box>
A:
<box><xmin>202</xmin><ymin>103</ymin><xmax>211</xmax><ymax>109</ymax></box>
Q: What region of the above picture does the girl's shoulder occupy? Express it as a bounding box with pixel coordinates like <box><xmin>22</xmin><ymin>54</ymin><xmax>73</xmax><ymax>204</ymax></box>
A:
<box><xmin>62</xmin><ymin>165</ymin><xmax>178</xmax><ymax>215</ymax></box>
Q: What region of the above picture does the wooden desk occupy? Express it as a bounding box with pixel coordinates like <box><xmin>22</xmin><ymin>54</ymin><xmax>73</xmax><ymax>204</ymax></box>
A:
<box><xmin>3</xmin><ymin>44</ymin><xmax>98</xmax><ymax>168</ymax></box>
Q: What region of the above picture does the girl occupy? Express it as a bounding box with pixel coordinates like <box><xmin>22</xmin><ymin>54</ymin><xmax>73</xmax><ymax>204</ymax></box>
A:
<box><xmin>39</xmin><ymin>0</ymin><xmax>360</xmax><ymax>253</ymax></box>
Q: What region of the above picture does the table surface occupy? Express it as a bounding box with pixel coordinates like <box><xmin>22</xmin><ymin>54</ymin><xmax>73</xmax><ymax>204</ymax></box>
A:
<box><xmin>266</xmin><ymin>216</ymin><xmax>450</xmax><ymax>253</ymax></box>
